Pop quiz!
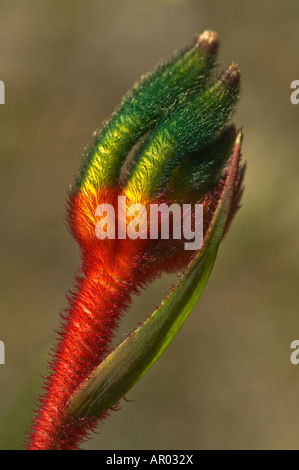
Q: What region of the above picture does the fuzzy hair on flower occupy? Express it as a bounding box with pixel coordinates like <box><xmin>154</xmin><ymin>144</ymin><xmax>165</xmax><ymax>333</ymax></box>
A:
<box><xmin>25</xmin><ymin>31</ymin><xmax>245</xmax><ymax>450</ymax></box>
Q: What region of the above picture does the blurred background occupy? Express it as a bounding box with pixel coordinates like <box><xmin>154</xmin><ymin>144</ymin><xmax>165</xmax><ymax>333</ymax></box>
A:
<box><xmin>0</xmin><ymin>0</ymin><xmax>299</xmax><ymax>450</ymax></box>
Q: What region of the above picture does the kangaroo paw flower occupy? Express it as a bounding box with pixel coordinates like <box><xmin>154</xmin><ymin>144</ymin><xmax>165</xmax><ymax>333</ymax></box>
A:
<box><xmin>25</xmin><ymin>31</ymin><xmax>245</xmax><ymax>450</ymax></box>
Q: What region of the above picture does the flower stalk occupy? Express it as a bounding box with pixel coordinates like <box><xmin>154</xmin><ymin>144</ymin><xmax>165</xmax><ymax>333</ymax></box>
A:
<box><xmin>25</xmin><ymin>31</ymin><xmax>244</xmax><ymax>450</ymax></box>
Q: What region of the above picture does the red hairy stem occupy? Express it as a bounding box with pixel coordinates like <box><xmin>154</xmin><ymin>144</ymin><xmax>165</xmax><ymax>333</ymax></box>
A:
<box><xmin>26</xmin><ymin>186</ymin><xmax>177</xmax><ymax>449</ymax></box>
<box><xmin>26</xmin><ymin>258</ymin><xmax>138</xmax><ymax>449</ymax></box>
<box><xmin>26</xmin><ymin>179</ymin><xmax>231</xmax><ymax>450</ymax></box>
<box><xmin>26</xmin><ymin>188</ymin><xmax>144</xmax><ymax>449</ymax></box>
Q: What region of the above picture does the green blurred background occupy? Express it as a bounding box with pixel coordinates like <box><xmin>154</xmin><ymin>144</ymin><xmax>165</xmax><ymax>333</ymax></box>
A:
<box><xmin>0</xmin><ymin>0</ymin><xmax>299</xmax><ymax>450</ymax></box>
